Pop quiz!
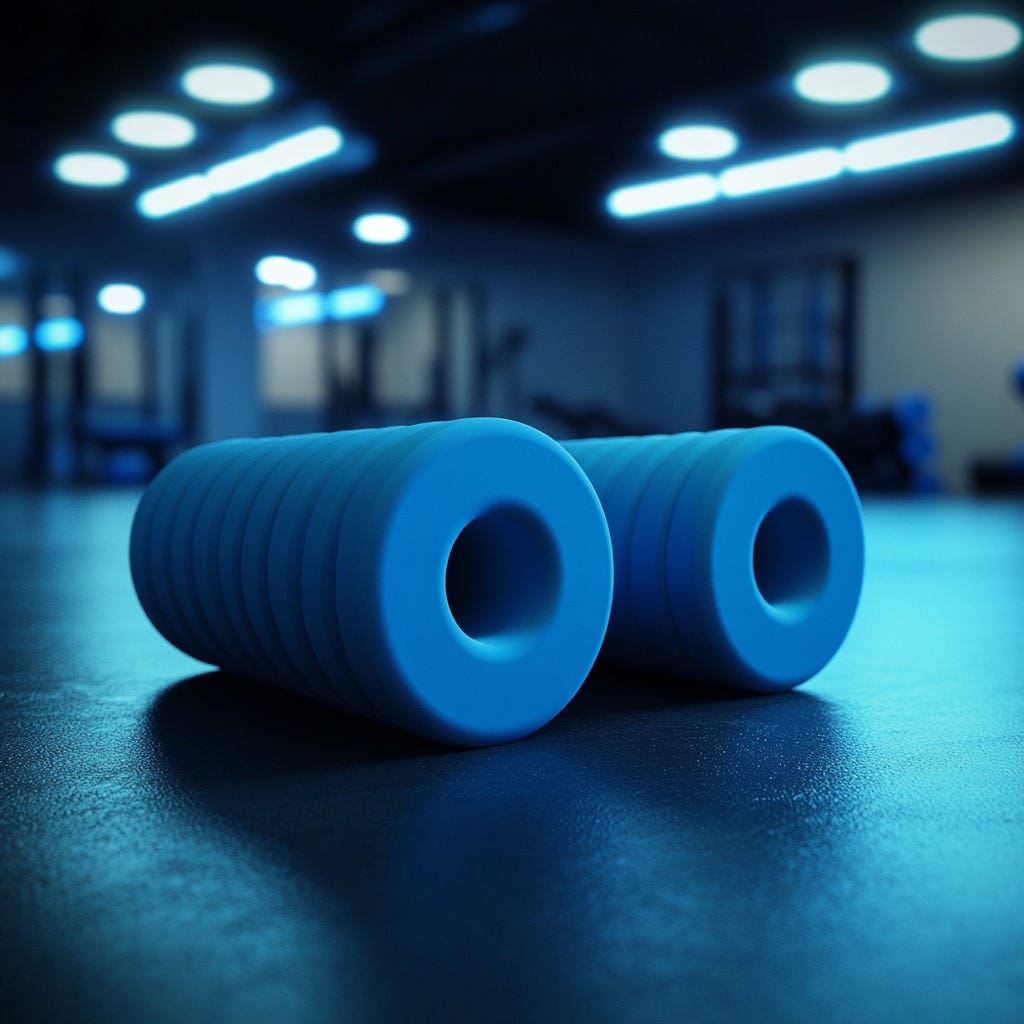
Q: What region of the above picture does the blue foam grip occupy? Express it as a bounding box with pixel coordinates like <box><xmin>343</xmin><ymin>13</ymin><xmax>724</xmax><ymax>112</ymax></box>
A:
<box><xmin>563</xmin><ymin>426</ymin><xmax>865</xmax><ymax>692</ymax></box>
<box><xmin>129</xmin><ymin>418</ymin><xmax>613</xmax><ymax>746</ymax></box>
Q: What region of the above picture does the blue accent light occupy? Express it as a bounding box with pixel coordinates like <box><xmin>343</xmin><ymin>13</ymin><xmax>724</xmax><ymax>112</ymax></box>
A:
<box><xmin>257</xmin><ymin>292</ymin><xmax>326</xmax><ymax>329</ymax></box>
<box><xmin>137</xmin><ymin>125</ymin><xmax>343</xmax><ymax>219</ymax></box>
<box><xmin>35</xmin><ymin>318</ymin><xmax>84</xmax><ymax>351</ymax></box>
<box><xmin>325</xmin><ymin>284</ymin><xmax>386</xmax><ymax>319</ymax></box>
<box><xmin>0</xmin><ymin>324</ymin><xmax>28</xmax><ymax>356</ymax></box>
<box><xmin>0</xmin><ymin>247</ymin><xmax>18</xmax><ymax>279</ymax></box>
<box><xmin>844</xmin><ymin>112</ymin><xmax>1015</xmax><ymax>173</ymax></box>
<box><xmin>256</xmin><ymin>284</ymin><xmax>386</xmax><ymax>330</ymax></box>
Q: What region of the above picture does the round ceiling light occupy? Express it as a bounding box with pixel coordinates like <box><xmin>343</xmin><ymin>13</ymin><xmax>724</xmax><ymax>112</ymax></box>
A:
<box><xmin>53</xmin><ymin>151</ymin><xmax>129</xmax><ymax>187</ymax></box>
<box><xmin>353</xmin><ymin>213</ymin><xmax>412</xmax><ymax>245</ymax></box>
<box><xmin>794</xmin><ymin>60</ymin><xmax>892</xmax><ymax>104</ymax></box>
<box><xmin>97</xmin><ymin>283</ymin><xmax>146</xmax><ymax>315</ymax></box>
<box><xmin>112</xmin><ymin>110</ymin><xmax>196</xmax><ymax>149</ymax></box>
<box><xmin>914</xmin><ymin>13</ymin><xmax>1022</xmax><ymax>61</ymax></box>
<box><xmin>658</xmin><ymin>124</ymin><xmax>739</xmax><ymax>160</ymax></box>
<box><xmin>182</xmin><ymin>63</ymin><xmax>275</xmax><ymax>105</ymax></box>
<box><xmin>255</xmin><ymin>255</ymin><xmax>318</xmax><ymax>291</ymax></box>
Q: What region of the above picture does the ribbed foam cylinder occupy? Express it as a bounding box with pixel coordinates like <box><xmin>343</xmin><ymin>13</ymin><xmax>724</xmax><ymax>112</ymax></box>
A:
<box><xmin>130</xmin><ymin>418</ymin><xmax>613</xmax><ymax>746</ymax></box>
<box><xmin>562</xmin><ymin>426</ymin><xmax>864</xmax><ymax>692</ymax></box>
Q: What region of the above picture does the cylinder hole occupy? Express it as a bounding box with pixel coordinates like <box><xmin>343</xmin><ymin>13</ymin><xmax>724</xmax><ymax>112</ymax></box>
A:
<box><xmin>445</xmin><ymin>504</ymin><xmax>561</xmax><ymax>643</ymax></box>
<box><xmin>753</xmin><ymin>498</ymin><xmax>830</xmax><ymax>616</ymax></box>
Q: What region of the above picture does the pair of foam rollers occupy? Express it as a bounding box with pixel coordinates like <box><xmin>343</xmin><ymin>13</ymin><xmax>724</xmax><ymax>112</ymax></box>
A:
<box><xmin>130</xmin><ymin>419</ymin><xmax>864</xmax><ymax>747</ymax></box>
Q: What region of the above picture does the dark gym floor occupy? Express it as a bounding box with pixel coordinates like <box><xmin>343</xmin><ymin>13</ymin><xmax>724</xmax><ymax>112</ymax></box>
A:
<box><xmin>1</xmin><ymin>490</ymin><xmax>1022</xmax><ymax>1024</ymax></box>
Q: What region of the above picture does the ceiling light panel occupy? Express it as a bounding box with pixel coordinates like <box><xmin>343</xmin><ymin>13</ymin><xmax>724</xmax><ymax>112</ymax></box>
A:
<box><xmin>794</xmin><ymin>60</ymin><xmax>892</xmax><ymax>104</ymax></box>
<box><xmin>112</xmin><ymin>111</ymin><xmax>196</xmax><ymax>149</ymax></box>
<box><xmin>914</xmin><ymin>13</ymin><xmax>1022</xmax><ymax>61</ymax></box>
<box><xmin>255</xmin><ymin>256</ymin><xmax>318</xmax><ymax>291</ymax></box>
<box><xmin>606</xmin><ymin>110</ymin><xmax>1015</xmax><ymax>219</ymax></box>
<box><xmin>97</xmin><ymin>283</ymin><xmax>146</xmax><ymax>315</ymax></box>
<box><xmin>182</xmin><ymin>63</ymin><xmax>275</xmax><ymax>105</ymax></box>
<box><xmin>658</xmin><ymin>125</ymin><xmax>739</xmax><ymax>160</ymax></box>
<box><xmin>606</xmin><ymin>174</ymin><xmax>719</xmax><ymax>218</ymax></box>
<box><xmin>54</xmin><ymin>152</ymin><xmax>129</xmax><ymax>187</ymax></box>
<box><xmin>352</xmin><ymin>213</ymin><xmax>412</xmax><ymax>245</ymax></box>
<box><xmin>137</xmin><ymin>125</ymin><xmax>343</xmax><ymax>218</ymax></box>
<box><xmin>844</xmin><ymin>111</ymin><xmax>1016</xmax><ymax>173</ymax></box>
<box><xmin>719</xmin><ymin>148</ymin><xmax>845</xmax><ymax>197</ymax></box>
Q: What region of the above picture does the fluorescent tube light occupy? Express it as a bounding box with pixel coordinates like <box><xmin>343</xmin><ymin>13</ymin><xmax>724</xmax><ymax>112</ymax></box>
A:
<box><xmin>137</xmin><ymin>125</ymin><xmax>343</xmax><ymax>218</ymax></box>
<box><xmin>845</xmin><ymin>112</ymin><xmax>1015</xmax><ymax>173</ymax></box>
<box><xmin>137</xmin><ymin>174</ymin><xmax>211</xmax><ymax>218</ymax></box>
<box><xmin>606</xmin><ymin>173</ymin><xmax>719</xmax><ymax>218</ymax></box>
<box><xmin>720</xmin><ymin>148</ymin><xmax>844</xmax><ymax>197</ymax></box>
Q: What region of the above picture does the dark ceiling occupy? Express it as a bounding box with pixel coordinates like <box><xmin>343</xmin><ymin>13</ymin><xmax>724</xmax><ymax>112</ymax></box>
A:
<box><xmin>1</xmin><ymin>0</ymin><xmax>1022</xmax><ymax>236</ymax></box>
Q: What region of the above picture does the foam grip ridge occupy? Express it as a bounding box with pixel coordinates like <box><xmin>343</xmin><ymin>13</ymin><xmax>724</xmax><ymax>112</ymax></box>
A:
<box><xmin>563</xmin><ymin>426</ymin><xmax>864</xmax><ymax>692</ymax></box>
<box><xmin>130</xmin><ymin>418</ymin><xmax>614</xmax><ymax>746</ymax></box>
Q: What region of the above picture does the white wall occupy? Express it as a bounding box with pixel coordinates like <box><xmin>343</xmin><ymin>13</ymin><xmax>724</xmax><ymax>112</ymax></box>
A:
<box><xmin>626</xmin><ymin>184</ymin><xmax>1024</xmax><ymax>490</ymax></box>
<box><xmin>88</xmin><ymin>313</ymin><xmax>143</xmax><ymax>401</ymax></box>
<box><xmin>0</xmin><ymin>296</ymin><xmax>29</xmax><ymax>398</ymax></box>
<box><xmin>857</xmin><ymin>192</ymin><xmax>1024</xmax><ymax>490</ymax></box>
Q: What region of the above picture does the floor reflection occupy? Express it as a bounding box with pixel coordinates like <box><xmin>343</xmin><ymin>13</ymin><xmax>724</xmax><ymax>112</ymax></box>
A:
<box><xmin>144</xmin><ymin>667</ymin><xmax>861</xmax><ymax>1021</ymax></box>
